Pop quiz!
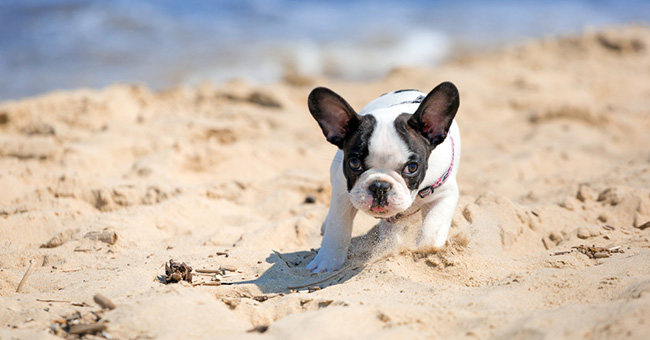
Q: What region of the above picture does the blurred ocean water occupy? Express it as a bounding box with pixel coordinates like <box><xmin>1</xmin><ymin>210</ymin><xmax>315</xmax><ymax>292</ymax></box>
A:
<box><xmin>1</xmin><ymin>0</ymin><xmax>648</xmax><ymax>100</ymax></box>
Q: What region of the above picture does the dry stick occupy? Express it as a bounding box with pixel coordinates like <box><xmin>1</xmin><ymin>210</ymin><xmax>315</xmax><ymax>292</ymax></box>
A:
<box><xmin>68</xmin><ymin>322</ymin><xmax>107</xmax><ymax>335</ymax></box>
<box><xmin>16</xmin><ymin>259</ymin><xmax>36</xmax><ymax>293</ymax></box>
<box><xmin>541</xmin><ymin>238</ymin><xmax>549</xmax><ymax>250</ymax></box>
<box><xmin>61</xmin><ymin>268</ymin><xmax>82</xmax><ymax>273</ymax></box>
<box><xmin>36</xmin><ymin>299</ymin><xmax>71</xmax><ymax>303</ymax></box>
<box><xmin>286</xmin><ymin>265</ymin><xmax>351</xmax><ymax>290</ymax></box>
<box><xmin>221</xmin><ymin>264</ymin><xmax>237</xmax><ymax>272</ymax></box>
<box><xmin>196</xmin><ymin>265</ymin><xmax>237</xmax><ymax>273</ymax></box>
<box><xmin>195</xmin><ymin>269</ymin><xmax>221</xmax><ymax>274</ymax></box>
<box><xmin>192</xmin><ymin>282</ymin><xmax>222</xmax><ymax>287</ymax></box>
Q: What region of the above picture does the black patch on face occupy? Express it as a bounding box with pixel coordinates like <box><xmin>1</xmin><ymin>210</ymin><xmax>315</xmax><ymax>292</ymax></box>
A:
<box><xmin>394</xmin><ymin>113</ymin><xmax>433</xmax><ymax>191</ymax></box>
<box><xmin>341</xmin><ymin>115</ymin><xmax>377</xmax><ymax>191</ymax></box>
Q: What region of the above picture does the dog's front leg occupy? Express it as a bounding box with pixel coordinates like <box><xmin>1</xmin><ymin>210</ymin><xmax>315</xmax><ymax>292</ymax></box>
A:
<box><xmin>307</xmin><ymin>172</ymin><xmax>357</xmax><ymax>273</ymax></box>
<box><xmin>416</xmin><ymin>181</ymin><xmax>459</xmax><ymax>249</ymax></box>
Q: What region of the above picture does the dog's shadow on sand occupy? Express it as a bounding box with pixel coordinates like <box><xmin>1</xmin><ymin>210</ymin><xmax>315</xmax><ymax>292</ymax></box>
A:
<box><xmin>230</xmin><ymin>224</ymin><xmax>382</xmax><ymax>294</ymax></box>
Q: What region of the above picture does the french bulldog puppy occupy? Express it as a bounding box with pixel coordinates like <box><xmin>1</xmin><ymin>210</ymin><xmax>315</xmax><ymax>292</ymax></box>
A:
<box><xmin>306</xmin><ymin>82</ymin><xmax>461</xmax><ymax>273</ymax></box>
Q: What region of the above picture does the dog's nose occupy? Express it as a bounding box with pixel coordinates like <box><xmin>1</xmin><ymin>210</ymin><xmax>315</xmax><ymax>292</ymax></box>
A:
<box><xmin>369</xmin><ymin>180</ymin><xmax>392</xmax><ymax>195</ymax></box>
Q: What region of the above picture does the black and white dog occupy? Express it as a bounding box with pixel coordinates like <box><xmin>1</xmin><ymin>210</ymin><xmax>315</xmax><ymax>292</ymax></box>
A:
<box><xmin>307</xmin><ymin>82</ymin><xmax>461</xmax><ymax>272</ymax></box>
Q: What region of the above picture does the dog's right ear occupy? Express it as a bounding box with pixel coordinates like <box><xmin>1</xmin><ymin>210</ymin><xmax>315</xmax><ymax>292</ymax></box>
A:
<box><xmin>308</xmin><ymin>87</ymin><xmax>360</xmax><ymax>149</ymax></box>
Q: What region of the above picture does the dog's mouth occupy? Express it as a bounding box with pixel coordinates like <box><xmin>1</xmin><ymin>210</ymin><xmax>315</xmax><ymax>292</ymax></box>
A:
<box><xmin>370</xmin><ymin>205</ymin><xmax>389</xmax><ymax>214</ymax></box>
<box><xmin>367</xmin><ymin>204</ymin><xmax>397</xmax><ymax>218</ymax></box>
<box><xmin>370</xmin><ymin>193</ymin><xmax>391</xmax><ymax>214</ymax></box>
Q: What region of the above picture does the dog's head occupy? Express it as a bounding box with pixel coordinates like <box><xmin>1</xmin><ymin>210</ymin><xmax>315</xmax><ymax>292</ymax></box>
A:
<box><xmin>308</xmin><ymin>82</ymin><xmax>459</xmax><ymax>218</ymax></box>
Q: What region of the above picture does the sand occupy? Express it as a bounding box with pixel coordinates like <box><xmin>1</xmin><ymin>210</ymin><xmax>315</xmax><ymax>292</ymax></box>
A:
<box><xmin>1</xmin><ymin>25</ymin><xmax>650</xmax><ymax>339</ymax></box>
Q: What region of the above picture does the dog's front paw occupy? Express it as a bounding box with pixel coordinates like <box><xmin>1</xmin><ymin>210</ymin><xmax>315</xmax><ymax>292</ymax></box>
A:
<box><xmin>306</xmin><ymin>251</ymin><xmax>346</xmax><ymax>273</ymax></box>
<box><xmin>416</xmin><ymin>234</ymin><xmax>447</xmax><ymax>251</ymax></box>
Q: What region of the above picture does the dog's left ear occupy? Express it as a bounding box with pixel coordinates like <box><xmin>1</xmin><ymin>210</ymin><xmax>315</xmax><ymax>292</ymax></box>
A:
<box><xmin>308</xmin><ymin>87</ymin><xmax>360</xmax><ymax>149</ymax></box>
<box><xmin>408</xmin><ymin>81</ymin><xmax>459</xmax><ymax>147</ymax></box>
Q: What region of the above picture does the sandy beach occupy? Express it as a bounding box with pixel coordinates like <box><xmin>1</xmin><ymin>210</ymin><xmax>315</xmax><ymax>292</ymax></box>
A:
<box><xmin>1</xmin><ymin>25</ymin><xmax>650</xmax><ymax>339</ymax></box>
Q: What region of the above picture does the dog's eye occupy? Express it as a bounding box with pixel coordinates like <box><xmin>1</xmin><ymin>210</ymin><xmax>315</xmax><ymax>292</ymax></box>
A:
<box><xmin>348</xmin><ymin>158</ymin><xmax>362</xmax><ymax>172</ymax></box>
<box><xmin>403</xmin><ymin>162</ymin><xmax>418</xmax><ymax>175</ymax></box>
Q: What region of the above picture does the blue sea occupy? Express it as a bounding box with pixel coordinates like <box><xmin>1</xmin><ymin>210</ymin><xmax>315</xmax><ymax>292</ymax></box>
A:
<box><xmin>1</xmin><ymin>0</ymin><xmax>649</xmax><ymax>100</ymax></box>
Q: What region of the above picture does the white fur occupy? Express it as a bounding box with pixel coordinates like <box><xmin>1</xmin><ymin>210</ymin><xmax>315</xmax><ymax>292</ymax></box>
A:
<box><xmin>307</xmin><ymin>91</ymin><xmax>461</xmax><ymax>273</ymax></box>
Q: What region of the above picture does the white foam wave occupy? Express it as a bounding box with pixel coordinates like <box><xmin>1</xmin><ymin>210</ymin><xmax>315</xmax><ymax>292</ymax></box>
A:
<box><xmin>186</xmin><ymin>29</ymin><xmax>451</xmax><ymax>86</ymax></box>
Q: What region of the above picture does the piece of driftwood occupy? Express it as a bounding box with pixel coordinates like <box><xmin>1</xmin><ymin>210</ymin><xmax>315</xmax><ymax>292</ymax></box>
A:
<box><xmin>40</xmin><ymin>229</ymin><xmax>78</xmax><ymax>248</ymax></box>
<box><xmin>220</xmin><ymin>264</ymin><xmax>237</xmax><ymax>272</ymax></box>
<box><xmin>68</xmin><ymin>322</ymin><xmax>107</xmax><ymax>335</ymax></box>
<box><xmin>195</xmin><ymin>269</ymin><xmax>221</xmax><ymax>274</ymax></box>
<box><xmin>638</xmin><ymin>221</ymin><xmax>650</xmax><ymax>230</ymax></box>
<box><xmin>16</xmin><ymin>259</ymin><xmax>36</xmax><ymax>293</ymax></box>
<box><xmin>84</xmin><ymin>230</ymin><xmax>118</xmax><ymax>245</ymax></box>
<box><xmin>93</xmin><ymin>294</ymin><xmax>116</xmax><ymax>310</ymax></box>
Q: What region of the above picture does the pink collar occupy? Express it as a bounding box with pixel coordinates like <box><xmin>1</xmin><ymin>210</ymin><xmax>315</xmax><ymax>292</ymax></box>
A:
<box><xmin>417</xmin><ymin>136</ymin><xmax>455</xmax><ymax>198</ymax></box>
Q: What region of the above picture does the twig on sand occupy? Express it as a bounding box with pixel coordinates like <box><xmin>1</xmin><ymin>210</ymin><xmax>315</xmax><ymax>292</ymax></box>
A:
<box><xmin>37</xmin><ymin>299</ymin><xmax>71</xmax><ymax>303</ymax></box>
<box><xmin>61</xmin><ymin>268</ymin><xmax>82</xmax><ymax>273</ymax></box>
<box><xmin>16</xmin><ymin>259</ymin><xmax>36</xmax><ymax>293</ymax></box>
<box><xmin>195</xmin><ymin>269</ymin><xmax>221</xmax><ymax>274</ymax></box>
<box><xmin>196</xmin><ymin>265</ymin><xmax>237</xmax><ymax>274</ymax></box>
<box><xmin>286</xmin><ymin>265</ymin><xmax>351</xmax><ymax>290</ymax></box>
<box><xmin>220</xmin><ymin>264</ymin><xmax>237</xmax><ymax>272</ymax></box>
<box><xmin>192</xmin><ymin>281</ymin><xmax>222</xmax><ymax>287</ymax></box>
<box><xmin>541</xmin><ymin>238</ymin><xmax>549</xmax><ymax>250</ymax></box>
